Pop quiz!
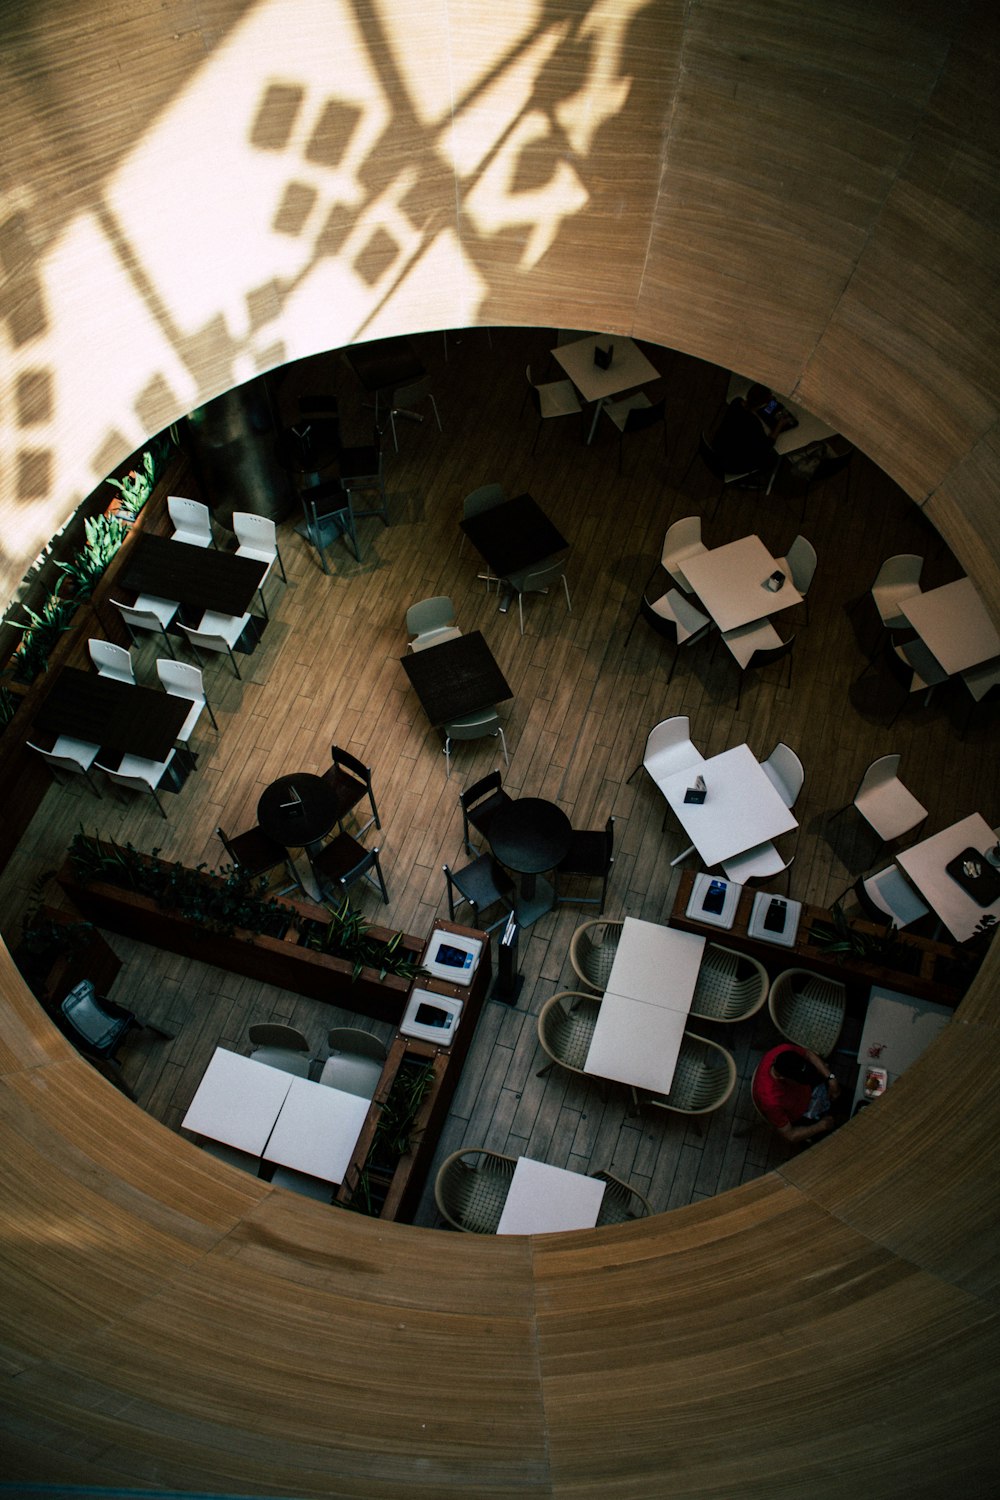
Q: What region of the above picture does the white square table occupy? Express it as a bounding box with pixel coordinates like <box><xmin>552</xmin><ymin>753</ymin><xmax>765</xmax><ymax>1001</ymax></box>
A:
<box><xmin>662</xmin><ymin>743</ymin><xmax>798</xmax><ymax>868</ymax></box>
<box><xmin>585</xmin><ymin>922</ymin><xmax>706</xmax><ymax>1093</ymax></box>
<box><xmin>552</xmin><ymin>334</ymin><xmax>660</xmax><ymax>442</ymax></box>
<box><xmin>181</xmin><ymin>1048</ymin><xmax>294</xmax><ymax>1156</ymax></box>
<box><xmin>898</xmin><ymin>577</ymin><xmax>1000</xmax><ymax>676</ymax></box>
<box><xmin>495</xmin><ymin>1157</ymin><xmax>606</xmax><ymax>1235</ymax></box>
<box><xmin>851</xmin><ymin>986</ymin><xmax>951</xmax><ymax>1110</ymax></box>
<box><xmin>681</xmin><ymin>535</ymin><xmax>803</xmax><ymax>633</ymax></box>
<box><xmin>726</xmin><ymin>373</ymin><xmax>838</xmax><ymax>456</ymax></box>
<box><xmin>262</xmin><ymin>1076</ymin><xmax>372</xmax><ymax>1185</ymax></box>
<box><xmin>896</xmin><ymin>813</ymin><xmax>1000</xmax><ymax>943</ymax></box>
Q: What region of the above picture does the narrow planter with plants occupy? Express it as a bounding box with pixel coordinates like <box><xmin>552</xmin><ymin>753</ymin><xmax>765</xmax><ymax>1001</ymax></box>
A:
<box><xmin>59</xmin><ymin>833</ymin><xmax>428</xmax><ymax>1023</ymax></box>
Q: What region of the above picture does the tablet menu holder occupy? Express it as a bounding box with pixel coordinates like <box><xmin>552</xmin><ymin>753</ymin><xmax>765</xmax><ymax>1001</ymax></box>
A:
<box><xmin>683</xmin><ymin>775</ymin><xmax>707</xmax><ymax>805</ymax></box>
<box><xmin>945</xmin><ymin>848</ymin><xmax>1000</xmax><ymax>906</ymax></box>
<box><xmin>593</xmin><ymin>342</ymin><xmax>613</xmax><ymax>370</ymax></box>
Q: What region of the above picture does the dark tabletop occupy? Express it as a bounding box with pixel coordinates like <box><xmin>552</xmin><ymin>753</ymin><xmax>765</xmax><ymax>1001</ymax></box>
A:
<box><xmin>400</xmin><ymin>631</ymin><xmax>513</xmax><ymax>727</ymax></box>
<box><xmin>36</xmin><ymin>668</ymin><xmax>190</xmax><ymax>762</ymax></box>
<box><xmin>347</xmin><ymin>337</ymin><xmax>425</xmax><ymax>395</ymax></box>
<box><xmin>488</xmin><ymin>798</ymin><xmax>572</xmax><ymax>875</ymax></box>
<box><xmin>459</xmin><ymin>493</ymin><xmax>569</xmax><ymax>579</ymax></box>
<box><xmin>121</xmin><ymin>533</ymin><xmax>267</xmax><ymax>618</ymax></box>
<box><xmin>257</xmin><ymin>773</ymin><xmax>339</xmax><ymax>847</ymax></box>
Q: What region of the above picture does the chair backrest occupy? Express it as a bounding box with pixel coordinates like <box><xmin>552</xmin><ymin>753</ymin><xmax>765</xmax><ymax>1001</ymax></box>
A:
<box><xmin>537</xmin><ymin>991</ymin><xmax>602</xmax><ymax>1074</ymax></box>
<box><xmin>767</xmin><ymin>969</ymin><xmax>846</xmax><ymax>1055</ymax></box>
<box><xmin>28</xmin><ymin>739</ymin><xmax>91</xmax><ymax>776</ymax></box>
<box><xmin>461</xmin><ymin>770</ymin><xmax>503</xmax><ymax>817</ymax></box>
<box><xmin>623</xmin><ymin>397</ymin><xmax>666</xmax><ymax>435</ymax></box>
<box><xmin>330</xmin><ymin>745</ymin><xmax>371</xmax><ymax>787</ymax></box>
<box><xmin>644</xmin><ymin>715</ymin><xmax>693</xmax><ymax>763</ymax></box>
<box><xmin>697</xmin><ymin>432</ymin><xmax>728</xmax><ymax>481</ymax></box>
<box><xmin>515</xmin><ymin>558</ymin><xmax>566</xmax><ymax>595</ymax></box>
<box><xmin>96</xmin><ymin>760</ymin><xmax>160</xmax><ymax>795</ymax></box>
<box><xmin>748</xmin><ymin>632</ymin><xmax>795</xmax><ymax>672</ymax></box>
<box><xmin>327</xmin><ymin>1027</ymin><xmax>388</xmax><ymax>1062</ymax></box>
<box><xmin>248</xmin><ymin>1023</ymin><xmax>310</xmax><ymax>1053</ymax></box>
<box><xmin>177</xmin><ymin>623</ymin><xmax>230</xmax><ymax>653</ymax></box>
<box><xmin>444</xmin><ymin>709</ymin><xmax>501</xmax><ymax>743</ymax></box>
<box><xmin>88</xmin><ymin>639</ymin><xmax>135</xmax><ymax>682</ymax></box>
<box><xmin>434</xmin><ymin>1148</ymin><xmax>518</xmax><ymax>1234</ymax></box>
<box><xmin>591</xmin><ymin>1169</ymin><xmax>653</xmax><ymax>1225</ymax></box>
<box><xmin>156</xmin><ymin>658</ymin><xmax>205</xmax><ymax>701</ymax></box>
<box><xmin>690</xmin><ymin>944</ymin><xmax>768</xmax><ymax>1023</ymax></box>
<box><xmin>60</xmin><ymin>980</ymin><xmax>128</xmax><ymax>1051</ymax></box>
<box><xmin>872</xmin><ymin>553</ymin><xmax>923</xmax><ymax>593</ymax></box>
<box><xmin>661</xmin><ymin>516</ymin><xmax>702</xmax><ymax>567</ymax></box>
<box><xmin>661</xmin><ymin>1032</ymin><xmax>738</xmax><ymax>1113</ymax></box>
<box><xmin>462</xmin><ymin>484</ymin><xmax>506</xmax><ymax>520</ymax></box>
<box><xmin>232</xmin><ymin>512</ymin><xmax>277</xmax><ymax>552</ymax></box>
<box><xmin>784</xmin><ymin>535</ymin><xmax>817</xmax><ymax>594</ymax></box>
<box><xmin>406</xmin><ymin>596</ymin><xmax>455</xmax><ymax>638</ymax></box>
<box><xmin>761</xmin><ymin>742</ymin><xmax>804</xmax><ymax>808</ymax></box>
<box><xmin>168</xmin><ymin>494</ymin><xmax>212</xmax><ymax>541</ymax></box>
<box><xmin>569</xmin><ymin>919</ymin><xmax>624</xmax><ymax>992</ymax></box>
<box><xmin>855</xmin><ymin>753</ymin><xmax>902</xmax><ymax>800</ymax></box>
<box><xmin>112</xmin><ymin>600</ymin><xmax>163</xmax><ymax>633</ymax></box>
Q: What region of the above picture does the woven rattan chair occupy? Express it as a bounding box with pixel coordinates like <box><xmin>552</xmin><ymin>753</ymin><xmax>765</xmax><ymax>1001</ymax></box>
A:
<box><xmin>591</xmin><ymin>1169</ymin><xmax>653</xmax><ymax>1226</ymax></box>
<box><xmin>568</xmin><ymin>919</ymin><xmax>624</xmax><ymax>993</ymax></box>
<box><xmin>434</xmin><ymin>1148</ymin><xmax>518</xmax><ymax>1233</ymax></box>
<box><xmin>689</xmin><ymin>943</ymin><xmax>769</xmax><ymax>1024</ymax></box>
<box><xmin>641</xmin><ymin>1032</ymin><xmax>737</xmax><ymax>1116</ymax></box>
<box><xmin>536</xmin><ymin>991</ymin><xmax>602</xmax><ymax>1078</ymax></box>
<box><xmin>767</xmin><ymin>968</ymin><xmax>847</xmax><ymax>1056</ymax></box>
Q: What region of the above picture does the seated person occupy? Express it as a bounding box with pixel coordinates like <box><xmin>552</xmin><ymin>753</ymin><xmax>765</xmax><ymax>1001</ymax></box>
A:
<box><xmin>710</xmin><ymin>382</ymin><xmax>794</xmax><ymax>478</ymax></box>
<box><xmin>752</xmin><ymin>1042</ymin><xmax>841</xmax><ymax>1145</ymax></box>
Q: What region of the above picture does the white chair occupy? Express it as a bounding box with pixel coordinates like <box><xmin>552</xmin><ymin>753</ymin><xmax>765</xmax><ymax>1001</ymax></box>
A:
<box><xmin>760</xmin><ymin>742</ymin><xmax>804</xmax><ymax>809</ymax></box>
<box><xmin>95</xmin><ymin>749</ymin><xmax>177</xmax><ymax>818</ymax></box>
<box><xmin>505</xmin><ymin>556</ymin><xmax>571</xmax><ymax>636</ymax></box>
<box><xmin>443</xmin><ymin>709</ymin><xmax>509</xmax><ymax>779</ymax></box>
<box><xmin>27</xmin><ymin>736</ymin><xmax>103</xmax><ymax>797</ymax></box>
<box><xmin>870</xmin><ymin>553</ymin><xmax>923</xmax><ymax>641</ymax></box>
<box><xmin>660</xmin><ymin>516</ymin><xmax>707</xmax><ymax>594</ymax></box>
<box><xmin>721</xmin><ymin>621</ymin><xmax>795</xmax><ymax>710</ymax></box>
<box><xmin>887</xmin><ymin>638</ymin><xmax>950</xmax><ymax>724</ymax></box>
<box><xmin>247</xmin><ymin>1023</ymin><xmax>311</xmax><ymax>1077</ymax></box>
<box><xmin>318</xmin><ymin>1028</ymin><xmax>387</xmax><ymax>1098</ymax></box>
<box><xmin>775</xmin><ymin>535</ymin><xmax>817</xmax><ymax>623</ymax></box>
<box><xmin>628</xmin><ymin>715</ymin><xmax>704</xmax><ymax>843</ymax></box>
<box><xmin>406</xmin><ymin>597</ymin><xmax>461</xmax><ymax>652</ymax></box>
<box><xmin>624</xmin><ymin>585</ymin><xmax>711</xmax><ymax>684</ymax></box>
<box><xmin>168</xmin><ymin>495</ymin><xmax>214</xmax><ymax>548</ymax></box>
<box><xmin>178</xmin><ymin>610</ymin><xmax>253</xmax><ymax>679</ymax></box>
<box><xmin>525</xmin><ymin>364</ymin><xmax>582</xmax><ymax>452</ymax></box>
<box><xmin>722</xmin><ymin>844</ymin><xmax>794</xmax><ymax>888</ymax></box>
<box><xmin>389</xmin><ymin>376</ymin><xmax>441</xmax><ymax>452</ymax></box>
<box><xmin>156</xmin><ymin>657</ymin><xmax>217</xmax><ymax>762</ymax></box>
<box><xmin>832</xmin><ymin>753</ymin><xmax>927</xmax><ymax>845</ymax></box>
<box><xmin>853</xmin><ymin>866</ymin><xmax>930</xmax><ymax>929</ymax></box>
<box><xmin>111</xmin><ymin>597</ymin><xmax>179</xmax><ymax>658</ymax></box>
<box><xmin>233</xmin><ymin>512</ymin><xmax>286</xmax><ymax>617</ymax></box>
<box><xmin>88</xmin><ymin>639</ymin><xmax>135</xmax><ymax>683</ymax></box>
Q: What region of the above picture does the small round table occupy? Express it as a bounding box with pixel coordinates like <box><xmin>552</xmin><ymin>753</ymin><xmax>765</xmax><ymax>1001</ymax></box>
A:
<box><xmin>488</xmin><ymin>797</ymin><xmax>572</xmax><ymax>926</ymax></box>
<box><xmin>257</xmin><ymin>774</ymin><xmax>339</xmax><ymax>898</ymax></box>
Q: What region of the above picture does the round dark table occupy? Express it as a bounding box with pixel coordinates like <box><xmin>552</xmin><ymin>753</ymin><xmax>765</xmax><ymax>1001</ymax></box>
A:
<box><xmin>488</xmin><ymin>797</ymin><xmax>572</xmax><ymax>926</ymax></box>
<box><xmin>257</xmin><ymin>773</ymin><xmax>338</xmax><ymax>850</ymax></box>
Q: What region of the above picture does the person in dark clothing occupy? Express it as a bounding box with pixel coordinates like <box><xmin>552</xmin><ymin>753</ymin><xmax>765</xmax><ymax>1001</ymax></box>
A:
<box><xmin>710</xmin><ymin>382</ymin><xmax>794</xmax><ymax>477</ymax></box>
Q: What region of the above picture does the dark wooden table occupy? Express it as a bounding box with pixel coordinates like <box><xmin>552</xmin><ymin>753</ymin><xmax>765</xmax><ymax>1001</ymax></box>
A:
<box><xmin>459</xmin><ymin>493</ymin><xmax>569</xmax><ymax>580</ymax></box>
<box><xmin>120</xmin><ymin>533</ymin><xmax>267</xmax><ymax>617</ymax></box>
<box><xmin>36</xmin><ymin>668</ymin><xmax>189</xmax><ymax>762</ymax></box>
<box><xmin>488</xmin><ymin>797</ymin><xmax>572</xmax><ymax>927</ymax></box>
<box><xmin>400</xmin><ymin>631</ymin><xmax>512</xmax><ymax>727</ymax></box>
<box><xmin>257</xmin><ymin>773</ymin><xmax>339</xmax><ymax>849</ymax></box>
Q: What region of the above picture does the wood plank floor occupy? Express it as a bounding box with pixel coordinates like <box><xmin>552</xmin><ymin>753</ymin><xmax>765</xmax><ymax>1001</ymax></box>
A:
<box><xmin>3</xmin><ymin>326</ymin><xmax>997</xmax><ymax>1230</ymax></box>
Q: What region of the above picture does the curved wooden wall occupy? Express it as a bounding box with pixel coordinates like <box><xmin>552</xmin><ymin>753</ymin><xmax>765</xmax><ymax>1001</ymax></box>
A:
<box><xmin>1</xmin><ymin>1</ymin><xmax>998</xmax><ymax>1492</ymax></box>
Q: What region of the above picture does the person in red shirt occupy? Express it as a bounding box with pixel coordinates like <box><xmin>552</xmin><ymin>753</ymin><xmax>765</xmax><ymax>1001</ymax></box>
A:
<box><xmin>752</xmin><ymin>1042</ymin><xmax>841</xmax><ymax>1145</ymax></box>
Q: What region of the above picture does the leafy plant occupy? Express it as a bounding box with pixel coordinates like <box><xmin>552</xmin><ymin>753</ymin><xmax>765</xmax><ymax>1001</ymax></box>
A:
<box><xmin>16</xmin><ymin>874</ymin><xmax>95</xmax><ymax>988</ymax></box>
<box><xmin>302</xmin><ymin>897</ymin><xmax>426</xmax><ymax>982</ymax></box>
<box><xmin>10</xmin><ymin>588</ymin><xmax>79</xmax><ymax>683</ymax></box>
<box><xmin>53</xmin><ymin>512</ymin><xmax>125</xmax><ymax>598</ymax></box>
<box><xmin>107</xmin><ymin>449</ymin><xmax>156</xmax><ymax>520</ymax></box>
<box><xmin>0</xmin><ymin>684</ymin><xmax>16</xmax><ymax>727</ymax></box>
<box><xmin>371</xmin><ymin>1058</ymin><xmax>435</xmax><ymax>1162</ymax></box>
<box><xmin>810</xmin><ymin>902</ymin><xmax>898</xmax><ymax>964</ymax></box>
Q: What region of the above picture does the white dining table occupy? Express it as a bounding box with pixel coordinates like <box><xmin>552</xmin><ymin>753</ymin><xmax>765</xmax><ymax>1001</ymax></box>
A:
<box><xmin>552</xmin><ymin>334</ymin><xmax>660</xmax><ymax>442</ymax></box>
<box><xmin>851</xmin><ymin>986</ymin><xmax>952</xmax><ymax>1111</ymax></box>
<box><xmin>680</xmin><ymin>535</ymin><xmax>803</xmax><ymax>633</ymax></box>
<box><xmin>896</xmin><ymin>813</ymin><xmax>1000</xmax><ymax>943</ymax></box>
<box><xmin>261</xmin><ymin>1076</ymin><xmax>371</xmax><ymax>1185</ymax></box>
<box><xmin>661</xmin><ymin>743</ymin><xmax>798</xmax><ymax>869</ymax></box>
<box><xmin>181</xmin><ymin>1047</ymin><xmax>294</xmax><ymax>1155</ymax></box>
<box><xmin>726</xmin><ymin>373</ymin><xmax>838</xmax><ymax>456</ymax></box>
<box><xmin>585</xmin><ymin>920</ymin><xmax>706</xmax><ymax>1094</ymax></box>
<box><xmin>495</xmin><ymin>1156</ymin><xmax>606</xmax><ymax>1235</ymax></box>
<box><xmin>898</xmin><ymin>577</ymin><xmax>1000</xmax><ymax>676</ymax></box>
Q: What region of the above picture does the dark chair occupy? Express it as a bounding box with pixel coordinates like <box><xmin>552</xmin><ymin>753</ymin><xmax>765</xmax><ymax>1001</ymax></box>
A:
<box><xmin>216</xmin><ymin>825</ymin><xmax>299</xmax><ymax>891</ymax></box>
<box><xmin>684</xmin><ymin>432</ymin><xmax>768</xmax><ymax>520</ymax></box>
<box><xmin>721</xmin><ymin>627</ymin><xmax>796</xmax><ymax>711</ymax></box>
<box><xmin>555</xmin><ymin>815</ymin><xmax>615</xmax><ymax>908</ymax></box>
<box><xmin>312</xmin><ymin>832</ymin><xmax>389</xmax><ymax>904</ymax></box>
<box><xmin>298</xmin><ymin>476</ymin><xmax>361</xmax><ymax>571</ymax></box>
<box><xmin>600</xmin><ymin>394</ymin><xmax>667</xmax><ymax>474</ymax></box>
<box><xmin>57</xmin><ymin>980</ymin><xmax>172</xmax><ymax>1097</ymax></box>
<box><xmin>339</xmin><ymin>429</ymin><xmax>388</xmax><ymax>527</ymax></box>
<box><xmin>322</xmin><ymin>746</ymin><xmax>380</xmax><ymax>835</ymax></box>
<box><xmin>460</xmin><ymin>770</ymin><xmax>513</xmax><ymax>856</ymax></box>
<box><xmin>622</xmin><ymin>566</ymin><xmax>712</xmax><ymax>683</ymax></box>
<box><xmin>443</xmin><ymin>857</ymin><xmax>515</xmax><ymax>934</ymax></box>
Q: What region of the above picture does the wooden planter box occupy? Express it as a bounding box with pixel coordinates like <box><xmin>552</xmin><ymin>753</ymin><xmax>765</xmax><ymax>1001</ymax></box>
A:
<box><xmin>14</xmin><ymin>905</ymin><xmax>123</xmax><ymax>1011</ymax></box>
<box><xmin>57</xmin><ymin>856</ymin><xmax>425</xmax><ymax>1025</ymax></box>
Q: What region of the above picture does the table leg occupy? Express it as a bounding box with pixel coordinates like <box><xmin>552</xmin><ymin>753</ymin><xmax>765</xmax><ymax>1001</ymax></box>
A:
<box><xmin>513</xmin><ymin>872</ymin><xmax>556</xmax><ymax>927</ymax></box>
<box><xmin>586</xmin><ymin>402</ymin><xmax>602</xmax><ymax>444</ymax></box>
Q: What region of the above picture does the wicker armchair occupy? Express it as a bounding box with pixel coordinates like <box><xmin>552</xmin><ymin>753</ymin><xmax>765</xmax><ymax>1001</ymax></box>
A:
<box><xmin>591</xmin><ymin>1169</ymin><xmax>653</xmax><ymax>1226</ymax></box>
<box><xmin>569</xmin><ymin>919</ymin><xmax>624</xmax><ymax>993</ymax></box>
<box><xmin>434</xmin><ymin>1148</ymin><xmax>518</xmax><ymax>1233</ymax></box>
<box><xmin>768</xmin><ymin>968</ymin><xmax>846</xmax><ymax>1056</ymax></box>
<box><xmin>641</xmin><ymin>1032</ymin><xmax>737</xmax><ymax>1115</ymax></box>
<box><xmin>536</xmin><ymin>991</ymin><xmax>603</xmax><ymax>1078</ymax></box>
<box><xmin>689</xmin><ymin>943</ymin><xmax>769</xmax><ymax>1024</ymax></box>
